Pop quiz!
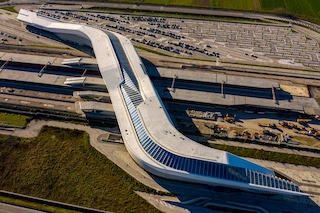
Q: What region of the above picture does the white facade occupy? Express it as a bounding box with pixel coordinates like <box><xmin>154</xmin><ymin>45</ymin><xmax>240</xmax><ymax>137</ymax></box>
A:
<box><xmin>17</xmin><ymin>9</ymin><xmax>304</xmax><ymax>196</ymax></box>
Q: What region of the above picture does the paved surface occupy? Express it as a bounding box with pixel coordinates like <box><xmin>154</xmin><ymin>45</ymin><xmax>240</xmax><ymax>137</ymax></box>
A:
<box><xmin>37</xmin><ymin>8</ymin><xmax>320</xmax><ymax>70</ymax></box>
<box><xmin>2</xmin><ymin>3</ymin><xmax>315</xmax><ymax>72</ymax></box>
<box><xmin>0</xmin><ymin>92</ymin><xmax>75</xmax><ymax>112</ymax></box>
<box><xmin>159</xmin><ymin>86</ymin><xmax>317</xmax><ymax>113</ymax></box>
<box><xmin>136</xmin><ymin>192</ymin><xmax>190</xmax><ymax>213</ymax></box>
<box><xmin>0</xmin><ymin>202</ymin><xmax>44</xmax><ymax>213</ymax></box>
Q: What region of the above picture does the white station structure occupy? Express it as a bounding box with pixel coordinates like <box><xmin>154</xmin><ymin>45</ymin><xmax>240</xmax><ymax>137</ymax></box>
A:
<box><xmin>18</xmin><ymin>9</ymin><xmax>304</xmax><ymax>196</ymax></box>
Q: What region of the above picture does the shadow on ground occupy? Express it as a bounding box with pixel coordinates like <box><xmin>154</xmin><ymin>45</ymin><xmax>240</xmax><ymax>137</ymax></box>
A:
<box><xmin>142</xmin><ymin>62</ymin><xmax>320</xmax><ymax>213</ymax></box>
<box><xmin>149</xmin><ymin>173</ymin><xmax>320</xmax><ymax>213</ymax></box>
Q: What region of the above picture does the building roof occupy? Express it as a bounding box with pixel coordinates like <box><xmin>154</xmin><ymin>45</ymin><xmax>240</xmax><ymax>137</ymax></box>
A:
<box><xmin>17</xmin><ymin>9</ymin><xmax>303</xmax><ymax>195</ymax></box>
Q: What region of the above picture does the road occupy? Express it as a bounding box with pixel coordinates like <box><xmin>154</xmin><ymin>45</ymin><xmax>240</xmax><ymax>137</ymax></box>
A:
<box><xmin>0</xmin><ymin>202</ymin><xmax>44</xmax><ymax>213</ymax></box>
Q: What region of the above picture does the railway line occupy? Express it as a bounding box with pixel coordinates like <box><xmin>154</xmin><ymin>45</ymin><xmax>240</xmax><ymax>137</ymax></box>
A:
<box><xmin>0</xmin><ymin>78</ymin><xmax>75</xmax><ymax>95</ymax></box>
<box><xmin>4</xmin><ymin>60</ymin><xmax>320</xmax><ymax>84</ymax></box>
<box><xmin>223</xmin><ymin>66</ymin><xmax>320</xmax><ymax>81</ymax></box>
<box><xmin>0</xmin><ymin>61</ymin><xmax>100</xmax><ymax>77</ymax></box>
<box><xmin>182</xmin><ymin>64</ymin><xmax>320</xmax><ymax>84</ymax></box>
<box><xmin>151</xmin><ymin>77</ymin><xmax>290</xmax><ymax>100</ymax></box>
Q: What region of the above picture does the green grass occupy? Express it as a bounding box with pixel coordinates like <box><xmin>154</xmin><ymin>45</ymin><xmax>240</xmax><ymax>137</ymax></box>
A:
<box><xmin>135</xmin><ymin>45</ymin><xmax>172</xmax><ymax>57</ymax></box>
<box><xmin>260</xmin><ymin>0</ymin><xmax>285</xmax><ymax>10</ymax></box>
<box><xmin>0</xmin><ymin>112</ymin><xmax>30</xmax><ymax>128</ymax></box>
<box><xmin>0</xmin><ymin>6</ymin><xmax>18</xmax><ymax>13</ymax></box>
<box><xmin>168</xmin><ymin>0</ymin><xmax>193</xmax><ymax>7</ymax></box>
<box><xmin>0</xmin><ymin>126</ymin><xmax>162</xmax><ymax>212</ymax></box>
<box><xmin>206</xmin><ymin>143</ymin><xmax>320</xmax><ymax>168</ymax></box>
<box><xmin>212</xmin><ymin>0</ymin><xmax>260</xmax><ymax>10</ymax></box>
<box><xmin>285</xmin><ymin>0</ymin><xmax>317</xmax><ymax>16</ymax></box>
<box><xmin>1</xmin><ymin>43</ymin><xmax>71</xmax><ymax>50</ymax></box>
<box><xmin>26</xmin><ymin>44</ymin><xmax>71</xmax><ymax>50</ymax></box>
<box><xmin>85</xmin><ymin>0</ymin><xmax>320</xmax><ymax>24</ymax></box>
<box><xmin>217</xmin><ymin>0</ymin><xmax>320</xmax><ymax>24</ymax></box>
<box><xmin>108</xmin><ymin>0</ymin><xmax>210</xmax><ymax>7</ymax></box>
<box><xmin>145</xmin><ymin>0</ymin><xmax>169</xmax><ymax>5</ymax></box>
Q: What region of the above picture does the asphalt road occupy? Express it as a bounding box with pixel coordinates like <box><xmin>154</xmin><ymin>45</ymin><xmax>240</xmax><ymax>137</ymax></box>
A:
<box><xmin>0</xmin><ymin>202</ymin><xmax>44</xmax><ymax>213</ymax></box>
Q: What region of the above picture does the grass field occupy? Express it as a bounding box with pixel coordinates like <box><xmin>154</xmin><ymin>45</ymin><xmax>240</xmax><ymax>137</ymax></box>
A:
<box><xmin>0</xmin><ymin>126</ymin><xmax>161</xmax><ymax>212</ymax></box>
<box><xmin>26</xmin><ymin>44</ymin><xmax>71</xmax><ymax>50</ymax></box>
<box><xmin>211</xmin><ymin>0</ymin><xmax>260</xmax><ymax>10</ymax></box>
<box><xmin>0</xmin><ymin>6</ymin><xmax>18</xmax><ymax>13</ymax></box>
<box><xmin>259</xmin><ymin>0</ymin><xmax>285</xmax><ymax>10</ymax></box>
<box><xmin>0</xmin><ymin>112</ymin><xmax>30</xmax><ymax>128</ymax></box>
<box><xmin>96</xmin><ymin>0</ymin><xmax>320</xmax><ymax>24</ymax></box>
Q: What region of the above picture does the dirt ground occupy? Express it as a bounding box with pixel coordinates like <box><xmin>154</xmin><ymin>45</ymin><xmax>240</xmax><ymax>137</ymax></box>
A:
<box><xmin>280</xmin><ymin>84</ymin><xmax>310</xmax><ymax>97</ymax></box>
<box><xmin>193</xmin><ymin>116</ymin><xmax>320</xmax><ymax>148</ymax></box>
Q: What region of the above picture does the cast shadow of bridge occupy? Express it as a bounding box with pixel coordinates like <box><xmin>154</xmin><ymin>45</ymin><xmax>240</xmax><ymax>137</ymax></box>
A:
<box><xmin>148</xmin><ymin>166</ymin><xmax>320</xmax><ymax>213</ymax></box>
<box><xmin>142</xmin><ymin>60</ymin><xmax>320</xmax><ymax>213</ymax></box>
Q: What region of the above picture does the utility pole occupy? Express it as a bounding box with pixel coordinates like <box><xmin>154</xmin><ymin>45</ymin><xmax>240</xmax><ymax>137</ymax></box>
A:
<box><xmin>170</xmin><ymin>75</ymin><xmax>177</xmax><ymax>92</ymax></box>
<box><xmin>221</xmin><ymin>81</ymin><xmax>225</xmax><ymax>98</ymax></box>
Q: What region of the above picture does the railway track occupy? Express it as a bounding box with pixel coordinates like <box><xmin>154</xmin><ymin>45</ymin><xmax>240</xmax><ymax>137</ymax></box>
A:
<box><xmin>181</xmin><ymin>64</ymin><xmax>320</xmax><ymax>82</ymax></box>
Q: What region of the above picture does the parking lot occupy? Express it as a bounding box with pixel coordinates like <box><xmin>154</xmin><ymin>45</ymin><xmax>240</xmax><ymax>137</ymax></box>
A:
<box><xmin>37</xmin><ymin>9</ymin><xmax>320</xmax><ymax>69</ymax></box>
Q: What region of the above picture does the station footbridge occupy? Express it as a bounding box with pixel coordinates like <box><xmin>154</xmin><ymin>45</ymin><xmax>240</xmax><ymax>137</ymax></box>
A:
<box><xmin>18</xmin><ymin>9</ymin><xmax>304</xmax><ymax>196</ymax></box>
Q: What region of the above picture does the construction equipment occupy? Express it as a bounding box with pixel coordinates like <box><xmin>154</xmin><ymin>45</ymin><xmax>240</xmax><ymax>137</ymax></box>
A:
<box><xmin>297</xmin><ymin>114</ymin><xmax>312</xmax><ymax>124</ymax></box>
<box><xmin>279</xmin><ymin>121</ymin><xmax>298</xmax><ymax>129</ymax></box>
<box><xmin>224</xmin><ymin>113</ymin><xmax>236</xmax><ymax>123</ymax></box>
<box><xmin>269</xmin><ymin>123</ymin><xmax>276</xmax><ymax>129</ymax></box>
<box><xmin>258</xmin><ymin>123</ymin><xmax>276</xmax><ymax>129</ymax></box>
<box><xmin>288</xmin><ymin>123</ymin><xmax>297</xmax><ymax>129</ymax></box>
<box><xmin>279</xmin><ymin>121</ymin><xmax>287</xmax><ymax>127</ymax></box>
<box><xmin>297</xmin><ymin>118</ymin><xmax>312</xmax><ymax>124</ymax></box>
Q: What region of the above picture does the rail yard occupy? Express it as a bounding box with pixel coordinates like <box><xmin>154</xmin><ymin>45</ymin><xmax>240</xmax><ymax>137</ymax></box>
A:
<box><xmin>0</xmin><ymin>2</ymin><xmax>320</xmax><ymax>213</ymax></box>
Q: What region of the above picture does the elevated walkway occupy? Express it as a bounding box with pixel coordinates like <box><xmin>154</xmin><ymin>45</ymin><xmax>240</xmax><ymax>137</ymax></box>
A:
<box><xmin>17</xmin><ymin>9</ymin><xmax>304</xmax><ymax>196</ymax></box>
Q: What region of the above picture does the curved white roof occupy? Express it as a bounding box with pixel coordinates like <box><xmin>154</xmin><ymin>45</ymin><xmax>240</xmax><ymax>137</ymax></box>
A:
<box><xmin>17</xmin><ymin>9</ymin><xmax>304</xmax><ymax>195</ymax></box>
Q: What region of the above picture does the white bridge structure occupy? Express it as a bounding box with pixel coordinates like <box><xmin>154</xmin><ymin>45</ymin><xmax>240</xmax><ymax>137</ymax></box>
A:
<box><xmin>18</xmin><ymin>9</ymin><xmax>304</xmax><ymax>196</ymax></box>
